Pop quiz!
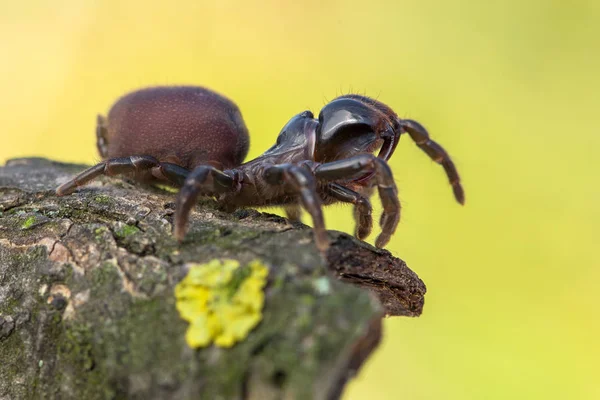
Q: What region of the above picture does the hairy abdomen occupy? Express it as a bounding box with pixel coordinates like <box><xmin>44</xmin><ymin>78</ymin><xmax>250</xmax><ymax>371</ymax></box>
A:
<box><xmin>104</xmin><ymin>86</ymin><xmax>249</xmax><ymax>169</ymax></box>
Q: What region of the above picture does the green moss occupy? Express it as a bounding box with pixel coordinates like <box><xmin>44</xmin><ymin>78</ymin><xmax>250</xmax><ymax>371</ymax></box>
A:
<box><xmin>61</xmin><ymin>323</ymin><xmax>95</xmax><ymax>371</ymax></box>
<box><xmin>300</xmin><ymin>294</ymin><xmax>316</xmax><ymax>307</ymax></box>
<box><xmin>93</xmin><ymin>195</ymin><xmax>112</xmax><ymax>204</ymax></box>
<box><xmin>44</xmin><ymin>210</ymin><xmax>59</xmax><ymax>218</ymax></box>
<box><xmin>56</xmin><ymin>321</ymin><xmax>114</xmax><ymax>398</ymax></box>
<box><xmin>21</xmin><ymin>215</ymin><xmax>36</xmax><ymax>229</ymax></box>
<box><xmin>114</xmin><ymin>224</ymin><xmax>140</xmax><ymax>238</ymax></box>
<box><xmin>0</xmin><ymin>328</ymin><xmax>27</xmax><ymax>396</ymax></box>
<box><xmin>53</xmin><ymin>204</ymin><xmax>88</xmax><ymax>220</ymax></box>
<box><xmin>0</xmin><ymin>297</ymin><xmax>20</xmax><ymax>315</ymax></box>
<box><xmin>51</xmin><ymin>296</ymin><xmax>187</xmax><ymax>399</ymax></box>
<box><xmin>91</xmin><ymin>262</ymin><xmax>122</xmax><ymax>290</ymax></box>
<box><xmin>94</xmin><ymin>226</ymin><xmax>109</xmax><ymax>241</ymax></box>
<box><xmin>183</xmin><ymin>226</ymin><xmax>221</xmax><ymax>244</ymax></box>
<box><xmin>272</xmin><ymin>275</ymin><xmax>286</xmax><ymax>290</ymax></box>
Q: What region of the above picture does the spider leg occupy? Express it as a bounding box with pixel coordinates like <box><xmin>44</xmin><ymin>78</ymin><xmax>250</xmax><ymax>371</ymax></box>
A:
<box><xmin>326</xmin><ymin>183</ymin><xmax>373</xmax><ymax>240</ymax></box>
<box><xmin>264</xmin><ymin>164</ymin><xmax>328</xmax><ymax>252</ymax></box>
<box><xmin>400</xmin><ymin>119</ymin><xmax>465</xmax><ymax>204</ymax></box>
<box><xmin>284</xmin><ymin>205</ymin><xmax>303</xmax><ymax>222</ymax></box>
<box><xmin>173</xmin><ymin>165</ymin><xmax>240</xmax><ymax>241</ymax></box>
<box><xmin>56</xmin><ymin>156</ymin><xmax>189</xmax><ymax>196</ymax></box>
<box><xmin>96</xmin><ymin>114</ymin><xmax>109</xmax><ymax>159</ymax></box>
<box><xmin>314</xmin><ymin>154</ymin><xmax>399</xmax><ymax>248</ymax></box>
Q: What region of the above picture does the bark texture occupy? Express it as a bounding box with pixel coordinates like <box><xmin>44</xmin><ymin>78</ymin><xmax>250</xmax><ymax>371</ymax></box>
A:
<box><xmin>0</xmin><ymin>158</ymin><xmax>426</xmax><ymax>400</ymax></box>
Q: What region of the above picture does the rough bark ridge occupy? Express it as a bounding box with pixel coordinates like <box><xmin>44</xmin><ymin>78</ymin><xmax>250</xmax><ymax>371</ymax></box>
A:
<box><xmin>0</xmin><ymin>158</ymin><xmax>426</xmax><ymax>400</ymax></box>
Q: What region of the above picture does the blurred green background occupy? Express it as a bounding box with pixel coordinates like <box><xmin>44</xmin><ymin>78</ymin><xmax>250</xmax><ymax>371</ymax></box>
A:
<box><xmin>1</xmin><ymin>1</ymin><xmax>598</xmax><ymax>399</ymax></box>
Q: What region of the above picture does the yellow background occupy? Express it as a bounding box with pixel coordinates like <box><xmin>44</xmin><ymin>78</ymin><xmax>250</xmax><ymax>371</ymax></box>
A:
<box><xmin>1</xmin><ymin>1</ymin><xmax>598</xmax><ymax>399</ymax></box>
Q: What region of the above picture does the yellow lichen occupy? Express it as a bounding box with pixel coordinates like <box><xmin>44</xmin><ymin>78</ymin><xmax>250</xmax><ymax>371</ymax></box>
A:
<box><xmin>175</xmin><ymin>259</ymin><xmax>269</xmax><ymax>348</ymax></box>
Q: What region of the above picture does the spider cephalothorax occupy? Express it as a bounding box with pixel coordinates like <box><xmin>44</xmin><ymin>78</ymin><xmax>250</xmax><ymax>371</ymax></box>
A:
<box><xmin>57</xmin><ymin>86</ymin><xmax>464</xmax><ymax>252</ymax></box>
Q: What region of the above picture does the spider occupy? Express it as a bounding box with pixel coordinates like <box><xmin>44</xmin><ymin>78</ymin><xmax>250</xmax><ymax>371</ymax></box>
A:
<box><xmin>56</xmin><ymin>86</ymin><xmax>464</xmax><ymax>252</ymax></box>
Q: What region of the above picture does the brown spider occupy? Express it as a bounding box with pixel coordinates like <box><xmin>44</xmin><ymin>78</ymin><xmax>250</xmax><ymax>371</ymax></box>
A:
<box><xmin>57</xmin><ymin>86</ymin><xmax>464</xmax><ymax>251</ymax></box>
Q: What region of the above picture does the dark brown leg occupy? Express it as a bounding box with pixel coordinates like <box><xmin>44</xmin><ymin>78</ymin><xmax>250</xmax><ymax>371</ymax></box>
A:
<box><xmin>96</xmin><ymin>114</ymin><xmax>109</xmax><ymax>159</ymax></box>
<box><xmin>326</xmin><ymin>183</ymin><xmax>373</xmax><ymax>240</ymax></box>
<box><xmin>314</xmin><ymin>154</ymin><xmax>400</xmax><ymax>248</ymax></box>
<box><xmin>400</xmin><ymin>119</ymin><xmax>465</xmax><ymax>204</ymax></box>
<box><xmin>55</xmin><ymin>156</ymin><xmax>189</xmax><ymax>196</ymax></box>
<box><xmin>173</xmin><ymin>165</ymin><xmax>239</xmax><ymax>241</ymax></box>
<box><xmin>264</xmin><ymin>164</ymin><xmax>328</xmax><ymax>252</ymax></box>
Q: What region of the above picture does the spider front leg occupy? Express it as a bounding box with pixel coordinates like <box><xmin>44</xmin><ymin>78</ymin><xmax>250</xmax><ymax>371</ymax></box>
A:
<box><xmin>264</xmin><ymin>164</ymin><xmax>328</xmax><ymax>252</ymax></box>
<box><xmin>56</xmin><ymin>155</ymin><xmax>189</xmax><ymax>196</ymax></box>
<box><xmin>400</xmin><ymin>119</ymin><xmax>465</xmax><ymax>204</ymax></box>
<box><xmin>315</xmin><ymin>154</ymin><xmax>400</xmax><ymax>248</ymax></box>
<box><xmin>173</xmin><ymin>165</ymin><xmax>240</xmax><ymax>241</ymax></box>
<box><xmin>326</xmin><ymin>183</ymin><xmax>373</xmax><ymax>240</ymax></box>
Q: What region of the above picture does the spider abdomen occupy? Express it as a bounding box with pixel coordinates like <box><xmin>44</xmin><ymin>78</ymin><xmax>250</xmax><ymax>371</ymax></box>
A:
<box><xmin>101</xmin><ymin>86</ymin><xmax>250</xmax><ymax>169</ymax></box>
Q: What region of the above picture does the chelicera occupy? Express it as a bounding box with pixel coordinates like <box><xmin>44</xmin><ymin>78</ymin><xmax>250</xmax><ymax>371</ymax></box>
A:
<box><xmin>57</xmin><ymin>86</ymin><xmax>464</xmax><ymax>251</ymax></box>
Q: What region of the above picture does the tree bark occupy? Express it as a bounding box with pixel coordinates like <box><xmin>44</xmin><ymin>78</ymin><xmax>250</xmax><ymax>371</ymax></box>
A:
<box><xmin>0</xmin><ymin>158</ymin><xmax>426</xmax><ymax>400</ymax></box>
